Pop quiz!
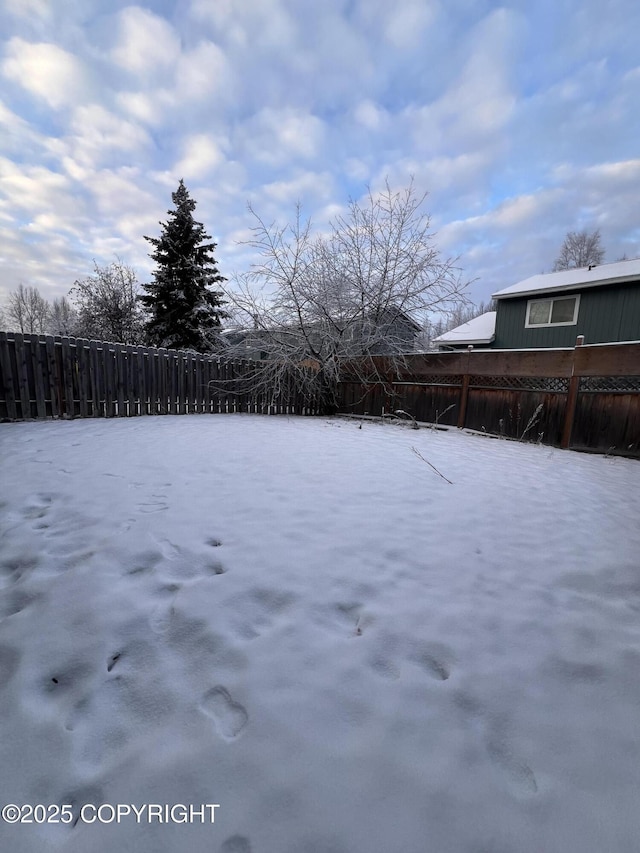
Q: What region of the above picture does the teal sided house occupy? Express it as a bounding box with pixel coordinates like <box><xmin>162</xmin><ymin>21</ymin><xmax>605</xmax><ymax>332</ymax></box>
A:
<box><xmin>435</xmin><ymin>258</ymin><xmax>640</xmax><ymax>350</ymax></box>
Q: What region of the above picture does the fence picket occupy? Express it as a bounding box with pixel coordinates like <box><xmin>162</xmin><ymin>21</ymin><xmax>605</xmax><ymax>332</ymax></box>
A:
<box><xmin>185</xmin><ymin>352</ymin><xmax>194</xmax><ymax>413</ymax></box>
<box><xmin>156</xmin><ymin>348</ymin><xmax>166</xmax><ymax>414</ymax></box>
<box><xmin>0</xmin><ymin>332</ymin><xmax>17</xmax><ymax>421</ymax></box>
<box><xmin>137</xmin><ymin>346</ymin><xmax>148</xmax><ymax>415</ymax></box>
<box><xmin>59</xmin><ymin>337</ymin><xmax>74</xmax><ymax>418</ymax></box>
<box><xmin>195</xmin><ymin>354</ymin><xmax>203</xmax><ymax>413</ymax></box>
<box><xmin>88</xmin><ymin>341</ymin><xmax>100</xmax><ymax>416</ymax></box>
<box><xmin>203</xmin><ymin>357</ymin><xmax>211</xmax><ymax>413</ymax></box>
<box><xmin>75</xmin><ymin>340</ymin><xmax>88</xmax><ymax>418</ymax></box>
<box><xmin>113</xmin><ymin>344</ymin><xmax>125</xmax><ymax>416</ymax></box>
<box><xmin>124</xmin><ymin>345</ymin><xmax>134</xmax><ymax>416</ymax></box>
<box><xmin>103</xmin><ymin>343</ymin><xmax>114</xmax><ymax>417</ymax></box>
<box><xmin>12</xmin><ymin>334</ymin><xmax>30</xmax><ymax>419</ymax></box>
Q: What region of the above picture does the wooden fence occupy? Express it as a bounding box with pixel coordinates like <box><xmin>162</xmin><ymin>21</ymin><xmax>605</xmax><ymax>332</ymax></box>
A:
<box><xmin>0</xmin><ymin>333</ymin><xmax>321</xmax><ymax>421</ymax></box>
<box><xmin>338</xmin><ymin>340</ymin><xmax>640</xmax><ymax>457</ymax></box>
<box><xmin>2</xmin><ymin>332</ymin><xmax>639</xmax><ymax>457</ymax></box>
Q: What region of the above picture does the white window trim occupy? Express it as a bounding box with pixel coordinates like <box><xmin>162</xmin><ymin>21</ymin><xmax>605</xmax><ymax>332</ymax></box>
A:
<box><xmin>525</xmin><ymin>294</ymin><xmax>581</xmax><ymax>328</ymax></box>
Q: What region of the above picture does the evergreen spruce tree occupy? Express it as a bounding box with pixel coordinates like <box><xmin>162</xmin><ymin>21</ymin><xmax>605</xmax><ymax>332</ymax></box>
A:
<box><xmin>141</xmin><ymin>180</ymin><xmax>228</xmax><ymax>351</ymax></box>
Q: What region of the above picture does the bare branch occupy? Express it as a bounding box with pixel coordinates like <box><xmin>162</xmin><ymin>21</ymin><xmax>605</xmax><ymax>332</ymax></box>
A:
<box><xmin>224</xmin><ymin>183</ymin><xmax>470</xmax><ymax>412</ymax></box>
<box><xmin>411</xmin><ymin>446</ymin><xmax>453</xmax><ymax>484</ymax></box>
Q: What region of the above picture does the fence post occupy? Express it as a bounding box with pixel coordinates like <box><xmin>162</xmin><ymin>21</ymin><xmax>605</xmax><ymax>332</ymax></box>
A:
<box><xmin>561</xmin><ymin>336</ymin><xmax>584</xmax><ymax>449</ymax></box>
<box><xmin>457</xmin><ymin>345</ymin><xmax>473</xmax><ymax>428</ymax></box>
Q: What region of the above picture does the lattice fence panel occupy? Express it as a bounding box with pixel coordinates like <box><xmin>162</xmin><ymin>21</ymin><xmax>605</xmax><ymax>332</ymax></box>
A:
<box><xmin>469</xmin><ymin>375</ymin><xmax>570</xmax><ymax>393</ymax></box>
<box><xmin>579</xmin><ymin>375</ymin><xmax>640</xmax><ymax>393</ymax></box>
<box><xmin>394</xmin><ymin>374</ymin><xmax>464</xmax><ymax>387</ymax></box>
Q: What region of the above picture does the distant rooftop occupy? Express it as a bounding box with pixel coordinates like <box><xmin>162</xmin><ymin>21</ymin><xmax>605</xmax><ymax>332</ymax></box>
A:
<box><xmin>433</xmin><ymin>311</ymin><xmax>496</xmax><ymax>346</ymax></box>
<box><xmin>492</xmin><ymin>257</ymin><xmax>640</xmax><ymax>300</ymax></box>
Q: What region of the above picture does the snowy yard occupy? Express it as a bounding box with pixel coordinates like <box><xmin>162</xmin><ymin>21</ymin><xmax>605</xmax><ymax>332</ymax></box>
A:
<box><xmin>1</xmin><ymin>414</ymin><xmax>639</xmax><ymax>853</ymax></box>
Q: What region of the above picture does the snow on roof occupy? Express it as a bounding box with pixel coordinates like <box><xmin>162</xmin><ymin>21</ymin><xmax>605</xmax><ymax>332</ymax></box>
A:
<box><xmin>433</xmin><ymin>311</ymin><xmax>496</xmax><ymax>345</ymax></box>
<box><xmin>492</xmin><ymin>257</ymin><xmax>640</xmax><ymax>300</ymax></box>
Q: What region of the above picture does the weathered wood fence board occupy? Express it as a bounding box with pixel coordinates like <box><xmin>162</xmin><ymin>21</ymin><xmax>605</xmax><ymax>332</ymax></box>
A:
<box><xmin>337</xmin><ymin>342</ymin><xmax>640</xmax><ymax>457</ymax></box>
<box><xmin>0</xmin><ymin>333</ymin><xmax>321</xmax><ymax>424</ymax></box>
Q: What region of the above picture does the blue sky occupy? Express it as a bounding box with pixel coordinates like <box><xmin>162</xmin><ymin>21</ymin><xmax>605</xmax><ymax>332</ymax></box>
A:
<box><xmin>1</xmin><ymin>0</ymin><xmax>639</xmax><ymax>312</ymax></box>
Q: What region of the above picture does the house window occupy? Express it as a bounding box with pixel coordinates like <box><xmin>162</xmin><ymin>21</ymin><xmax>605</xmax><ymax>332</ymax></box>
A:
<box><xmin>525</xmin><ymin>295</ymin><xmax>580</xmax><ymax>328</ymax></box>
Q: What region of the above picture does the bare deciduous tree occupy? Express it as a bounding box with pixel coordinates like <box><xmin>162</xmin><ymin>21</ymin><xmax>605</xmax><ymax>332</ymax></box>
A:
<box><xmin>5</xmin><ymin>284</ymin><xmax>51</xmax><ymax>333</ymax></box>
<box><xmin>553</xmin><ymin>229</ymin><xmax>605</xmax><ymax>271</ymax></box>
<box><xmin>226</xmin><ymin>181</ymin><xmax>469</xmax><ymax>412</ymax></box>
<box><xmin>71</xmin><ymin>260</ymin><xmax>146</xmax><ymax>344</ymax></box>
<box><xmin>48</xmin><ymin>296</ymin><xmax>78</xmax><ymax>336</ymax></box>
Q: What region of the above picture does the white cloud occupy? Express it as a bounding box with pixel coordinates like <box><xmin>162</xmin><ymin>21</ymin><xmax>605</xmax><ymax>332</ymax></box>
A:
<box><xmin>67</xmin><ymin>104</ymin><xmax>152</xmax><ymax>167</ymax></box>
<box><xmin>383</xmin><ymin>0</ymin><xmax>438</xmax><ymax>50</ymax></box>
<box><xmin>82</xmin><ymin>167</ymin><xmax>158</xmax><ymax>222</ymax></box>
<box><xmin>189</xmin><ymin>0</ymin><xmax>373</xmax><ymax>112</ymax></box>
<box><xmin>390</xmin><ymin>10</ymin><xmax>517</xmax><ymax>173</ymax></box>
<box><xmin>110</xmin><ymin>6</ymin><xmax>181</xmax><ymax>76</ymax></box>
<box><xmin>0</xmin><ymin>100</ymin><xmax>48</xmax><ymax>159</ymax></box>
<box><xmin>239</xmin><ymin>108</ymin><xmax>326</xmax><ymax>168</ymax></box>
<box><xmin>2</xmin><ymin>39</ymin><xmax>90</xmax><ymax>109</ymax></box>
<box><xmin>116</xmin><ymin>92</ymin><xmax>153</xmax><ymax>124</ymax></box>
<box><xmin>492</xmin><ymin>193</ymin><xmax>553</xmax><ymax>228</ymax></box>
<box><xmin>261</xmin><ymin>170</ymin><xmax>334</xmax><ymax>207</ymax></box>
<box><xmin>39</xmin><ymin>104</ymin><xmax>153</xmax><ymax>180</ymax></box>
<box><xmin>175</xmin><ymin>41</ymin><xmax>234</xmax><ymax>103</ymax></box>
<box><xmin>353</xmin><ymin>100</ymin><xmax>387</xmax><ymax>131</ymax></box>
<box><xmin>583</xmin><ymin>159</ymin><xmax>640</xmax><ymax>186</ymax></box>
<box><xmin>344</xmin><ymin>158</ymin><xmax>371</xmax><ymax>182</ymax></box>
<box><xmin>189</xmin><ymin>0</ymin><xmax>298</xmax><ymax>51</ymax></box>
<box><xmin>175</xmin><ymin>134</ymin><xmax>227</xmax><ymax>180</ymax></box>
<box><xmin>4</xmin><ymin>0</ymin><xmax>51</xmax><ymax>20</ymax></box>
<box><xmin>0</xmin><ymin>157</ymin><xmax>72</xmax><ymax>216</ymax></box>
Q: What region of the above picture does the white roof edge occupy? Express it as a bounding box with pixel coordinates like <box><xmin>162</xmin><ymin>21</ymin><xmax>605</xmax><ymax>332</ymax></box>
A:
<box><xmin>455</xmin><ymin>341</ymin><xmax>640</xmax><ymax>352</ymax></box>
<box><xmin>433</xmin><ymin>311</ymin><xmax>496</xmax><ymax>344</ymax></box>
<box><xmin>492</xmin><ymin>258</ymin><xmax>640</xmax><ymax>300</ymax></box>
<box><xmin>493</xmin><ymin>273</ymin><xmax>640</xmax><ymax>300</ymax></box>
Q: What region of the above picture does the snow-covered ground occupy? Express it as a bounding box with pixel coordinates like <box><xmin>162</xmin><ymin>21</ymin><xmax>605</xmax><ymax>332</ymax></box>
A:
<box><xmin>1</xmin><ymin>414</ymin><xmax>639</xmax><ymax>853</ymax></box>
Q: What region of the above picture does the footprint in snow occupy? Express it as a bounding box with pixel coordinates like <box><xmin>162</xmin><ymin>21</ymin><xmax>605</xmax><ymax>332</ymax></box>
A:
<box><xmin>0</xmin><ymin>554</ymin><xmax>39</xmax><ymax>584</ymax></box>
<box><xmin>485</xmin><ymin>733</ymin><xmax>538</xmax><ymax>796</ymax></box>
<box><xmin>138</xmin><ymin>501</ymin><xmax>168</xmax><ymax>514</ymax></box>
<box><xmin>21</xmin><ymin>493</ymin><xmax>54</xmax><ymax>520</ymax></box>
<box><xmin>220</xmin><ymin>836</ymin><xmax>252</xmax><ymax>853</ymax></box>
<box><xmin>200</xmin><ymin>686</ymin><xmax>248</xmax><ymax>740</ymax></box>
<box><xmin>158</xmin><ymin>538</ymin><xmax>180</xmax><ymax>560</ymax></box>
<box><xmin>204</xmin><ymin>561</ymin><xmax>226</xmax><ymax>575</ymax></box>
<box><xmin>58</xmin><ymin>783</ymin><xmax>105</xmax><ymax>829</ymax></box>
<box><xmin>368</xmin><ymin>654</ymin><xmax>401</xmax><ymax>680</ymax></box>
<box><xmin>226</xmin><ymin>587</ymin><xmax>295</xmax><ymax>640</ymax></box>
<box><xmin>150</xmin><ymin>602</ymin><xmax>176</xmax><ymax>635</ymax></box>
<box><xmin>0</xmin><ymin>589</ymin><xmax>41</xmax><ymax>619</ymax></box>
<box><xmin>408</xmin><ymin>641</ymin><xmax>454</xmax><ymax>681</ymax></box>
<box><xmin>125</xmin><ymin>549</ymin><xmax>163</xmax><ymax>576</ymax></box>
<box><xmin>454</xmin><ymin>693</ymin><xmax>538</xmax><ymax>798</ymax></box>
